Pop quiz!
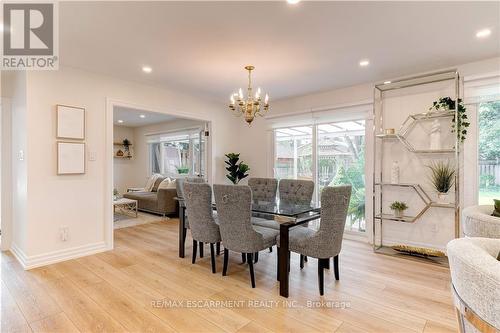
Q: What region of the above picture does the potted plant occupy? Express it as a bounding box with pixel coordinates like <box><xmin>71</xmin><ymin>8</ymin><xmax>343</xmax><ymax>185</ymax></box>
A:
<box><xmin>176</xmin><ymin>166</ymin><xmax>189</xmax><ymax>174</ymax></box>
<box><xmin>429</xmin><ymin>97</ymin><xmax>469</xmax><ymax>142</ymax></box>
<box><xmin>122</xmin><ymin>138</ymin><xmax>131</xmax><ymax>152</ymax></box>
<box><xmin>427</xmin><ymin>161</ymin><xmax>455</xmax><ymax>203</ymax></box>
<box><xmin>390</xmin><ymin>201</ymin><xmax>408</xmax><ymax>218</ymax></box>
<box><xmin>225</xmin><ymin>153</ymin><xmax>250</xmax><ymax>184</ymax></box>
<box><xmin>113</xmin><ymin>188</ymin><xmax>119</xmax><ymax>201</ymax></box>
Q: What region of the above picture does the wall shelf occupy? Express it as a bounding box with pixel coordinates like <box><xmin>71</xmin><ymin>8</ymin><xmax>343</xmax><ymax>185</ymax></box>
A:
<box><xmin>374</xmin><ymin>214</ymin><xmax>418</xmax><ymax>223</ymax></box>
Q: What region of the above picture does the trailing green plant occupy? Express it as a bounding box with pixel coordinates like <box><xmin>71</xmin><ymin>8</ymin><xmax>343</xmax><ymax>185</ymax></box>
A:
<box><xmin>122</xmin><ymin>138</ymin><xmax>131</xmax><ymax>151</ymax></box>
<box><xmin>176</xmin><ymin>166</ymin><xmax>189</xmax><ymax>174</ymax></box>
<box><xmin>225</xmin><ymin>153</ymin><xmax>250</xmax><ymax>184</ymax></box>
<box><xmin>427</xmin><ymin>160</ymin><xmax>455</xmax><ymax>194</ymax></box>
<box><xmin>429</xmin><ymin>97</ymin><xmax>469</xmax><ymax>142</ymax></box>
<box><xmin>390</xmin><ymin>201</ymin><xmax>408</xmax><ymax>211</ymax></box>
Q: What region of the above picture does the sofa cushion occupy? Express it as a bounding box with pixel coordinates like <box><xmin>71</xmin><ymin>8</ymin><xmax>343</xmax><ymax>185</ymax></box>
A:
<box><xmin>151</xmin><ymin>176</ymin><xmax>166</xmax><ymax>192</ymax></box>
<box><xmin>145</xmin><ymin>174</ymin><xmax>162</xmax><ymax>192</ymax></box>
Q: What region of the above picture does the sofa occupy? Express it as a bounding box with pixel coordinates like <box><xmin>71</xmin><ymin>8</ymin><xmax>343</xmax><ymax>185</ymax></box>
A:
<box><xmin>123</xmin><ymin>176</ymin><xmax>177</xmax><ymax>216</ymax></box>
<box><xmin>447</xmin><ymin>238</ymin><xmax>500</xmax><ymax>332</ymax></box>
<box><xmin>462</xmin><ymin>205</ymin><xmax>500</xmax><ymax>238</ymax></box>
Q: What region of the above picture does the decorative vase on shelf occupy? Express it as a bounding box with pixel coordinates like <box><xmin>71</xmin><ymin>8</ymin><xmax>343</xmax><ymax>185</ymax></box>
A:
<box><xmin>429</xmin><ymin>119</ymin><xmax>441</xmax><ymax>150</ymax></box>
<box><xmin>437</xmin><ymin>191</ymin><xmax>451</xmax><ymax>204</ymax></box>
<box><xmin>391</xmin><ymin>161</ymin><xmax>400</xmax><ymax>184</ymax></box>
<box><xmin>394</xmin><ymin>209</ymin><xmax>404</xmax><ymax>218</ymax></box>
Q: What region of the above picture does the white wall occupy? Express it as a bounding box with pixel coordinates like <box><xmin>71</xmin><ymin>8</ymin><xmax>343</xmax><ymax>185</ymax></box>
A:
<box><xmin>8</xmin><ymin>66</ymin><xmax>237</xmax><ymax>268</ymax></box>
<box><xmin>113</xmin><ymin>125</ymin><xmax>135</xmax><ymax>194</ymax></box>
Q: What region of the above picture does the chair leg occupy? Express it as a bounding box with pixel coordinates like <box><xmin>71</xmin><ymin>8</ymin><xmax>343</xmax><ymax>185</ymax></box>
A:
<box><xmin>269</xmin><ymin>247</ymin><xmax>273</xmax><ymax>253</ymax></box>
<box><xmin>216</xmin><ymin>242</ymin><xmax>221</xmax><ymax>255</ymax></box>
<box><xmin>222</xmin><ymin>249</ymin><xmax>229</xmax><ymax>276</ymax></box>
<box><xmin>304</xmin><ymin>255</ymin><xmax>308</xmax><ymax>262</ymax></box>
<box><xmin>192</xmin><ymin>240</ymin><xmax>197</xmax><ymax>264</ymax></box>
<box><xmin>333</xmin><ymin>255</ymin><xmax>339</xmax><ymax>280</ymax></box>
<box><xmin>241</xmin><ymin>253</ymin><xmax>246</xmax><ymax>263</ymax></box>
<box><xmin>199</xmin><ymin>242</ymin><xmax>204</xmax><ymax>258</ymax></box>
<box><xmin>300</xmin><ymin>254</ymin><xmax>305</xmax><ymax>270</ymax></box>
<box><xmin>254</xmin><ymin>252</ymin><xmax>259</xmax><ymax>263</ymax></box>
<box><xmin>288</xmin><ymin>251</ymin><xmax>291</xmax><ymax>272</ymax></box>
<box><xmin>325</xmin><ymin>258</ymin><xmax>330</xmax><ymax>270</ymax></box>
<box><xmin>210</xmin><ymin>243</ymin><xmax>216</xmax><ymax>274</ymax></box>
<box><xmin>247</xmin><ymin>253</ymin><xmax>256</xmax><ymax>288</ymax></box>
<box><xmin>318</xmin><ymin>258</ymin><xmax>325</xmax><ymax>296</ymax></box>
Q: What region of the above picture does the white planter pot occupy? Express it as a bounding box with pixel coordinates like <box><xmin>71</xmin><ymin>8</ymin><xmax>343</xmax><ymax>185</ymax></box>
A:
<box><xmin>437</xmin><ymin>192</ymin><xmax>451</xmax><ymax>204</ymax></box>
<box><xmin>393</xmin><ymin>209</ymin><xmax>405</xmax><ymax>218</ymax></box>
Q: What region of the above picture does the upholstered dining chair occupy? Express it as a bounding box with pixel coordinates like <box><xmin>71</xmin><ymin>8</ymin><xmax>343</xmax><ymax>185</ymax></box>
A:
<box><xmin>278</xmin><ymin>185</ymin><xmax>351</xmax><ymax>295</ymax></box>
<box><xmin>213</xmin><ymin>184</ymin><xmax>279</xmax><ymax>288</ymax></box>
<box><xmin>183</xmin><ymin>182</ymin><xmax>221</xmax><ymax>273</ymax></box>
<box><xmin>176</xmin><ymin>177</ymin><xmax>207</xmax><ymax>257</ymax></box>
<box><xmin>248</xmin><ymin>177</ymin><xmax>278</xmax><ymax>202</ymax></box>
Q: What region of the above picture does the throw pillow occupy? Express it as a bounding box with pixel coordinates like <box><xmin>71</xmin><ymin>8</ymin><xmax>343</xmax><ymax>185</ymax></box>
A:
<box><xmin>151</xmin><ymin>177</ymin><xmax>165</xmax><ymax>192</ymax></box>
<box><xmin>145</xmin><ymin>174</ymin><xmax>161</xmax><ymax>192</ymax></box>
<box><xmin>157</xmin><ymin>177</ymin><xmax>172</xmax><ymax>190</ymax></box>
<box><xmin>166</xmin><ymin>178</ymin><xmax>177</xmax><ymax>189</ymax></box>
<box><xmin>492</xmin><ymin>199</ymin><xmax>500</xmax><ymax>217</ymax></box>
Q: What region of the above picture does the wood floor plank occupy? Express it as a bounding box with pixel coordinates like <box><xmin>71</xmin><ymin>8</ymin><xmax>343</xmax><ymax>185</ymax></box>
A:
<box><xmin>29</xmin><ymin>312</ymin><xmax>80</xmax><ymax>333</ymax></box>
<box><xmin>1</xmin><ymin>260</ymin><xmax>61</xmax><ymax>323</ymax></box>
<box><xmin>39</xmin><ymin>278</ymin><xmax>128</xmax><ymax>332</ymax></box>
<box><xmin>0</xmin><ymin>280</ymin><xmax>32</xmax><ymax>333</ymax></box>
<box><xmin>3</xmin><ymin>217</ymin><xmax>459</xmax><ymax>333</ymax></box>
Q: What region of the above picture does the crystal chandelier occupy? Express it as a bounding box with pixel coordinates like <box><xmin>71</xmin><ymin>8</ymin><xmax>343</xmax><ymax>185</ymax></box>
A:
<box><xmin>229</xmin><ymin>65</ymin><xmax>269</xmax><ymax>125</ymax></box>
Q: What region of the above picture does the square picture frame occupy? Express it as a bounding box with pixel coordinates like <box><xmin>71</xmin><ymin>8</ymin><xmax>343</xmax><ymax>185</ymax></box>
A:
<box><xmin>57</xmin><ymin>141</ymin><xmax>86</xmax><ymax>175</ymax></box>
<box><xmin>56</xmin><ymin>104</ymin><xmax>86</xmax><ymax>140</ymax></box>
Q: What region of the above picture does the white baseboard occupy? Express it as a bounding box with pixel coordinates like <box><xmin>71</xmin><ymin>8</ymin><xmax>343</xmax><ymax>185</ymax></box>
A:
<box><xmin>10</xmin><ymin>241</ymin><xmax>108</xmax><ymax>270</ymax></box>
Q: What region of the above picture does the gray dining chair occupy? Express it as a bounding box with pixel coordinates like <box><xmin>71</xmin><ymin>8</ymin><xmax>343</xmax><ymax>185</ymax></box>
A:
<box><xmin>176</xmin><ymin>177</ymin><xmax>207</xmax><ymax>257</ymax></box>
<box><xmin>248</xmin><ymin>177</ymin><xmax>278</xmax><ymax>202</ymax></box>
<box><xmin>278</xmin><ymin>185</ymin><xmax>351</xmax><ymax>295</ymax></box>
<box><xmin>213</xmin><ymin>184</ymin><xmax>279</xmax><ymax>288</ymax></box>
<box><xmin>183</xmin><ymin>182</ymin><xmax>221</xmax><ymax>273</ymax></box>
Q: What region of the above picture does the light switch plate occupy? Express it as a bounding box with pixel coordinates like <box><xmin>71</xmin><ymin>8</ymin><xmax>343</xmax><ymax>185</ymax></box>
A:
<box><xmin>18</xmin><ymin>150</ymin><xmax>24</xmax><ymax>161</ymax></box>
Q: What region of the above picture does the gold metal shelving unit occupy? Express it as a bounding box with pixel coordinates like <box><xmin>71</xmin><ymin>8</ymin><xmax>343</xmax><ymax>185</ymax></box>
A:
<box><xmin>372</xmin><ymin>70</ymin><xmax>461</xmax><ymax>266</ymax></box>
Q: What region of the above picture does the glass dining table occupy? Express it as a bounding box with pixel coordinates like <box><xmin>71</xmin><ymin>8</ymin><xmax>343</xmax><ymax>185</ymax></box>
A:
<box><xmin>175</xmin><ymin>197</ymin><xmax>321</xmax><ymax>297</ymax></box>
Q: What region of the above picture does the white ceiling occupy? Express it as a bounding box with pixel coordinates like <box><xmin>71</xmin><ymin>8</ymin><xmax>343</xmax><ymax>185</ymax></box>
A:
<box><xmin>113</xmin><ymin>106</ymin><xmax>177</xmax><ymax>127</ymax></box>
<box><xmin>60</xmin><ymin>2</ymin><xmax>500</xmax><ymax>102</ymax></box>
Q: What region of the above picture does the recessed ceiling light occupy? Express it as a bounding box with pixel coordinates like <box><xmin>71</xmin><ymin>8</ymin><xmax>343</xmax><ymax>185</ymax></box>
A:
<box><xmin>139</xmin><ymin>114</ymin><xmax>146</xmax><ymax>118</ymax></box>
<box><xmin>118</xmin><ymin>120</ymin><xmax>124</xmax><ymax>123</ymax></box>
<box><xmin>359</xmin><ymin>59</ymin><xmax>370</xmax><ymax>67</ymax></box>
<box><xmin>476</xmin><ymin>28</ymin><xmax>491</xmax><ymax>38</ymax></box>
<box><xmin>142</xmin><ymin>66</ymin><xmax>152</xmax><ymax>73</ymax></box>
<box><xmin>384</xmin><ymin>81</ymin><xmax>391</xmax><ymax>84</ymax></box>
<box><xmin>287</xmin><ymin>0</ymin><xmax>300</xmax><ymax>4</ymax></box>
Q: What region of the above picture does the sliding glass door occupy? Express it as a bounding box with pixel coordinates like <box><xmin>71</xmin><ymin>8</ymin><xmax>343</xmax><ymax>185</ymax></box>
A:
<box><xmin>274</xmin><ymin>120</ymin><xmax>366</xmax><ymax>232</ymax></box>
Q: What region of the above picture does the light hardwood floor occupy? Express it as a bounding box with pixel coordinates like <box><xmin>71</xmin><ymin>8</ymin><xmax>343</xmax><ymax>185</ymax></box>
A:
<box><xmin>1</xmin><ymin>219</ymin><xmax>458</xmax><ymax>333</ymax></box>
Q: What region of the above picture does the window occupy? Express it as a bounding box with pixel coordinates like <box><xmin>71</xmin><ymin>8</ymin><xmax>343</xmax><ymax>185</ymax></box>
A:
<box><xmin>149</xmin><ymin>129</ymin><xmax>205</xmax><ymax>178</ymax></box>
<box><xmin>274</xmin><ymin>126</ymin><xmax>313</xmax><ymax>180</ymax></box>
<box><xmin>274</xmin><ymin>120</ymin><xmax>366</xmax><ymax>232</ymax></box>
<box><xmin>478</xmin><ymin>101</ymin><xmax>500</xmax><ymax>204</ymax></box>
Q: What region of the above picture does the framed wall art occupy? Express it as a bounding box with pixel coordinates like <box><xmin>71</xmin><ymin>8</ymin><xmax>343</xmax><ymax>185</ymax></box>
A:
<box><xmin>57</xmin><ymin>142</ymin><xmax>86</xmax><ymax>175</ymax></box>
<box><xmin>56</xmin><ymin>105</ymin><xmax>85</xmax><ymax>140</ymax></box>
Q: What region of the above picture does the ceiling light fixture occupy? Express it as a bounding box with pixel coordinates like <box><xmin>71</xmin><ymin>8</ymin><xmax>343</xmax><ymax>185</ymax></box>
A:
<box><xmin>118</xmin><ymin>120</ymin><xmax>124</xmax><ymax>123</ymax></box>
<box><xmin>142</xmin><ymin>66</ymin><xmax>152</xmax><ymax>73</ymax></box>
<box><xmin>359</xmin><ymin>60</ymin><xmax>370</xmax><ymax>67</ymax></box>
<box><xmin>229</xmin><ymin>65</ymin><xmax>270</xmax><ymax>125</ymax></box>
<box><xmin>287</xmin><ymin>0</ymin><xmax>300</xmax><ymax>4</ymax></box>
<box><xmin>476</xmin><ymin>28</ymin><xmax>491</xmax><ymax>38</ymax></box>
<box><xmin>139</xmin><ymin>114</ymin><xmax>146</xmax><ymax>118</ymax></box>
